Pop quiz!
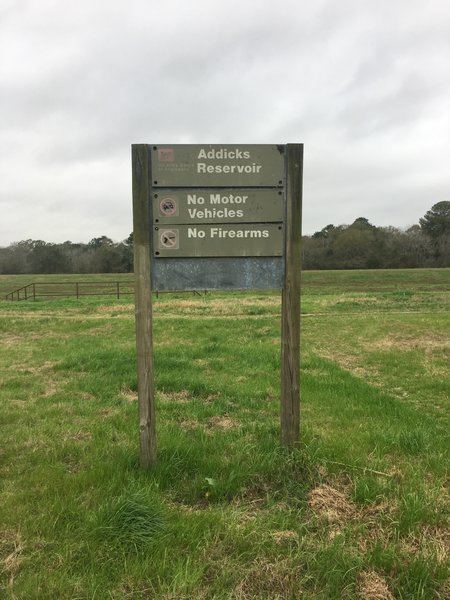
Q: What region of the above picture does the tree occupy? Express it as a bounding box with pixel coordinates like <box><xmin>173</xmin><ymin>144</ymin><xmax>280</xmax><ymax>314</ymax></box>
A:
<box><xmin>312</xmin><ymin>224</ymin><xmax>335</xmax><ymax>239</ymax></box>
<box><xmin>419</xmin><ymin>201</ymin><xmax>450</xmax><ymax>239</ymax></box>
<box><xmin>88</xmin><ymin>236</ymin><xmax>114</xmax><ymax>248</ymax></box>
<box><xmin>29</xmin><ymin>241</ymin><xmax>71</xmax><ymax>274</ymax></box>
<box><xmin>0</xmin><ymin>242</ymin><xmax>30</xmax><ymax>273</ymax></box>
<box><xmin>351</xmin><ymin>217</ymin><xmax>375</xmax><ymax>230</ymax></box>
<box><xmin>331</xmin><ymin>227</ymin><xmax>378</xmax><ymax>268</ymax></box>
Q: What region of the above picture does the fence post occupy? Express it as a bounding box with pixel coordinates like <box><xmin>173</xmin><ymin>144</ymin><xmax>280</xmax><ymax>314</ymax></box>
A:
<box><xmin>33</xmin><ymin>283</ymin><xmax>36</xmax><ymax>301</ymax></box>
<box><xmin>117</xmin><ymin>281</ymin><xmax>120</xmax><ymax>299</ymax></box>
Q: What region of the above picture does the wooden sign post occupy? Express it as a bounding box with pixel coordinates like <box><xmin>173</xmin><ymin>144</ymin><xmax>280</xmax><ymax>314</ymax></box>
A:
<box><xmin>132</xmin><ymin>145</ymin><xmax>156</xmax><ymax>468</ymax></box>
<box><xmin>281</xmin><ymin>144</ymin><xmax>303</xmax><ymax>447</ymax></box>
<box><xmin>132</xmin><ymin>144</ymin><xmax>303</xmax><ymax>467</ymax></box>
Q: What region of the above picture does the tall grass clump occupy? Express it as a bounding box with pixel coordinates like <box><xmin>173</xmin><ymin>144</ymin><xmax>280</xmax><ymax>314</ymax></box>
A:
<box><xmin>94</xmin><ymin>490</ymin><xmax>165</xmax><ymax>552</ymax></box>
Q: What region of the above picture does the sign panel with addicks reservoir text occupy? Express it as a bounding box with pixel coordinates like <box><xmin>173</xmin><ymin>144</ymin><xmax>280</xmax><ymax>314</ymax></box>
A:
<box><xmin>151</xmin><ymin>144</ymin><xmax>285</xmax><ymax>187</ymax></box>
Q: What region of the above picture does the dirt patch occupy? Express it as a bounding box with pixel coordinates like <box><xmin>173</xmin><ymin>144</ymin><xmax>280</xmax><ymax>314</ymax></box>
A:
<box><xmin>356</xmin><ymin>571</ymin><xmax>396</xmax><ymax>600</ymax></box>
<box><xmin>308</xmin><ymin>484</ymin><xmax>357</xmax><ymax>524</ymax></box>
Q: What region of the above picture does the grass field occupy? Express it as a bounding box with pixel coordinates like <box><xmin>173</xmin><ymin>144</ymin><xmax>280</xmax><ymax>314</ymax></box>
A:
<box><xmin>1</xmin><ymin>269</ymin><xmax>449</xmax><ymax>599</ymax></box>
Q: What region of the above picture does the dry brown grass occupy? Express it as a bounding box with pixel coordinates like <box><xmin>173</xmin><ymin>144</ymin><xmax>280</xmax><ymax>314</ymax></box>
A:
<box><xmin>271</xmin><ymin>530</ymin><xmax>300</xmax><ymax>545</ymax></box>
<box><xmin>120</xmin><ymin>387</ymin><xmax>138</xmax><ymax>403</ymax></box>
<box><xmin>96</xmin><ymin>304</ymin><xmax>132</xmax><ymax>315</ymax></box>
<box><xmin>151</xmin><ymin>297</ymin><xmax>281</xmax><ymax>321</ymax></box>
<box><xmin>205</xmin><ymin>415</ymin><xmax>241</xmax><ymax>431</ymax></box>
<box><xmin>97</xmin><ymin>407</ymin><xmax>120</xmax><ymax>418</ymax></box>
<box><xmin>356</xmin><ymin>571</ymin><xmax>396</xmax><ymax>600</ymax></box>
<box><xmin>399</xmin><ymin>525</ymin><xmax>450</xmax><ymax>565</ymax></box>
<box><xmin>308</xmin><ymin>484</ymin><xmax>357</xmax><ymax>524</ymax></box>
<box><xmin>178</xmin><ymin>418</ymin><xmax>199</xmax><ymax>431</ymax></box>
<box><xmin>158</xmin><ymin>389</ymin><xmax>191</xmax><ymax>403</ymax></box>
<box><xmin>0</xmin><ymin>529</ymin><xmax>24</xmax><ymax>588</ymax></box>
<box><xmin>308</xmin><ymin>483</ymin><xmax>401</xmax><ymax>554</ymax></box>
<box><xmin>62</xmin><ymin>429</ymin><xmax>93</xmax><ymax>442</ymax></box>
<box><xmin>368</xmin><ymin>334</ymin><xmax>449</xmax><ymax>352</ymax></box>
<box><xmin>233</xmin><ymin>557</ymin><xmax>303</xmax><ymax>599</ymax></box>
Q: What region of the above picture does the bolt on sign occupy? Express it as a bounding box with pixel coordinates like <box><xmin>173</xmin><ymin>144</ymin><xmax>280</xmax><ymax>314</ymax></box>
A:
<box><xmin>132</xmin><ymin>144</ymin><xmax>303</xmax><ymax>468</ymax></box>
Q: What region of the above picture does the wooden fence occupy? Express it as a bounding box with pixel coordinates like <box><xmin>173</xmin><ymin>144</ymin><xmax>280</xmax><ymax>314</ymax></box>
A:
<box><xmin>5</xmin><ymin>281</ymin><xmax>207</xmax><ymax>301</ymax></box>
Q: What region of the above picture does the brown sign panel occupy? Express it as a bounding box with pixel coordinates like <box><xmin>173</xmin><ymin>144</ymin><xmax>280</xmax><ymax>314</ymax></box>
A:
<box><xmin>151</xmin><ymin>145</ymin><xmax>285</xmax><ymax>187</ymax></box>
<box><xmin>152</xmin><ymin>188</ymin><xmax>284</xmax><ymax>225</ymax></box>
<box><xmin>153</xmin><ymin>224</ymin><xmax>283</xmax><ymax>257</ymax></box>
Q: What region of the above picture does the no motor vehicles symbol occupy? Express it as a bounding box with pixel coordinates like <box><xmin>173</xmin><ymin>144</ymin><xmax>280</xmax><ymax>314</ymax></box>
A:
<box><xmin>160</xmin><ymin>197</ymin><xmax>178</xmax><ymax>216</ymax></box>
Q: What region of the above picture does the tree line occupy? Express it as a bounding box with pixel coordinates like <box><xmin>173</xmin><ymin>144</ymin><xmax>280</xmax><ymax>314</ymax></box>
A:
<box><xmin>0</xmin><ymin>235</ymin><xmax>134</xmax><ymax>275</ymax></box>
<box><xmin>0</xmin><ymin>202</ymin><xmax>449</xmax><ymax>274</ymax></box>
<box><xmin>302</xmin><ymin>202</ymin><xmax>450</xmax><ymax>269</ymax></box>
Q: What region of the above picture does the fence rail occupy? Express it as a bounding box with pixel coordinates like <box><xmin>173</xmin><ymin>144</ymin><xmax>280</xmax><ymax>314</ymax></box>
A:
<box><xmin>5</xmin><ymin>281</ymin><xmax>207</xmax><ymax>301</ymax></box>
<box><xmin>5</xmin><ymin>281</ymin><xmax>135</xmax><ymax>301</ymax></box>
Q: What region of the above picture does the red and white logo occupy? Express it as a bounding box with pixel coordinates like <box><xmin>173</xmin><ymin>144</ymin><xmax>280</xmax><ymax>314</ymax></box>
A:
<box><xmin>157</xmin><ymin>148</ymin><xmax>175</xmax><ymax>162</ymax></box>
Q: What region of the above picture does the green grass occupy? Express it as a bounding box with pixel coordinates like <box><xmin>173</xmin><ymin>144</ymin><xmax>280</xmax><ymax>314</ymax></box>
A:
<box><xmin>1</xmin><ymin>269</ymin><xmax>449</xmax><ymax>599</ymax></box>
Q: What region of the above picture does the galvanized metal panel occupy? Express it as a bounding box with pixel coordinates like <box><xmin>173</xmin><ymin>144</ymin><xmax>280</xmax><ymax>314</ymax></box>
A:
<box><xmin>153</xmin><ymin>224</ymin><xmax>283</xmax><ymax>257</ymax></box>
<box><xmin>152</xmin><ymin>188</ymin><xmax>284</xmax><ymax>225</ymax></box>
<box><xmin>152</xmin><ymin>257</ymin><xmax>284</xmax><ymax>290</ymax></box>
<box><xmin>150</xmin><ymin>144</ymin><xmax>285</xmax><ymax>187</ymax></box>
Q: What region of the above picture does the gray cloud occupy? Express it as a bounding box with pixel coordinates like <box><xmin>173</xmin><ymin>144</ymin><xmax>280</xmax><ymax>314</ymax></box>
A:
<box><xmin>0</xmin><ymin>0</ymin><xmax>449</xmax><ymax>244</ymax></box>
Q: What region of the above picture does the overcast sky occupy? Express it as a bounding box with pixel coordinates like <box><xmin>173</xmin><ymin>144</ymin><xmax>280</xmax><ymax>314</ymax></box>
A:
<box><xmin>1</xmin><ymin>0</ymin><xmax>449</xmax><ymax>246</ymax></box>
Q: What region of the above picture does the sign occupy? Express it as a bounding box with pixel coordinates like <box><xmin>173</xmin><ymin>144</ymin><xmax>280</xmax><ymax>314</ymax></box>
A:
<box><xmin>132</xmin><ymin>143</ymin><xmax>303</xmax><ymax>468</ymax></box>
<box><xmin>154</xmin><ymin>224</ymin><xmax>283</xmax><ymax>257</ymax></box>
<box><xmin>151</xmin><ymin>144</ymin><xmax>285</xmax><ymax>187</ymax></box>
<box><xmin>150</xmin><ymin>145</ymin><xmax>285</xmax><ymax>261</ymax></box>
<box><xmin>152</xmin><ymin>188</ymin><xmax>283</xmax><ymax>225</ymax></box>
